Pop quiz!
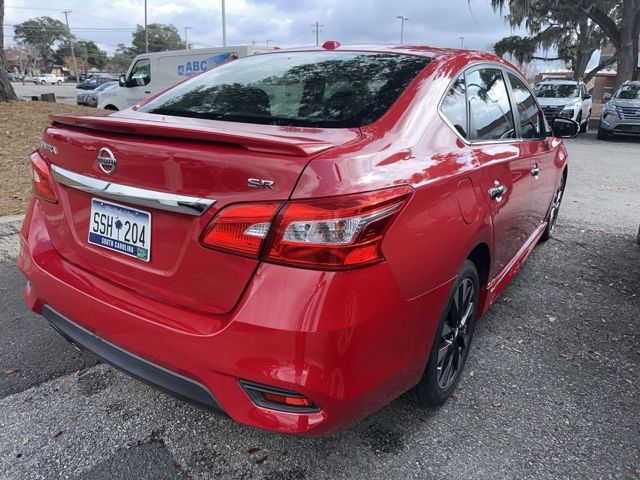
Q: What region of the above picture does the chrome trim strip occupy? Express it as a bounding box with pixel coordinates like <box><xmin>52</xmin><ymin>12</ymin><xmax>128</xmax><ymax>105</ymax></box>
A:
<box><xmin>51</xmin><ymin>165</ymin><xmax>216</xmax><ymax>216</ymax></box>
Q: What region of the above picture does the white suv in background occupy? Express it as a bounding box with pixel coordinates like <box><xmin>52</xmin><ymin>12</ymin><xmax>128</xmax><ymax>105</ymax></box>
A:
<box><xmin>534</xmin><ymin>78</ymin><xmax>592</xmax><ymax>133</ymax></box>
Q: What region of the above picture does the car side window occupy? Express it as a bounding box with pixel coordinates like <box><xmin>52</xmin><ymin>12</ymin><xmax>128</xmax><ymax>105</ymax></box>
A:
<box><xmin>466</xmin><ymin>68</ymin><xmax>515</xmax><ymax>141</ymax></box>
<box><xmin>440</xmin><ymin>74</ymin><xmax>468</xmax><ymax>138</ymax></box>
<box><xmin>129</xmin><ymin>59</ymin><xmax>151</xmax><ymax>86</ymax></box>
<box><xmin>507</xmin><ymin>73</ymin><xmax>545</xmax><ymax>139</ymax></box>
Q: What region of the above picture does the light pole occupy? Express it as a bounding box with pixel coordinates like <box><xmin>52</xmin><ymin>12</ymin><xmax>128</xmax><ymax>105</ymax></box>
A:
<box><xmin>221</xmin><ymin>0</ymin><xmax>227</xmax><ymax>47</ymax></box>
<box><xmin>397</xmin><ymin>16</ymin><xmax>409</xmax><ymax>45</ymax></box>
<box><xmin>62</xmin><ymin>11</ymin><xmax>78</xmax><ymax>83</ymax></box>
<box><xmin>144</xmin><ymin>0</ymin><xmax>148</xmax><ymax>53</ymax></box>
<box><xmin>266</xmin><ymin>39</ymin><xmax>272</xmax><ymax>48</ymax></box>
<box><xmin>459</xmin><ymin>36</ymin><xmax>464</xmax><ymax>48</ymax></box>
<box><xmin>310</xmin><ymin>21</ymin><xmax>324</xmax><ymax>46</ymax></box>
<box><xmin>184</xmin><ymin>26</ymin><xmax>192</xmax><ymax>49</ymax></box>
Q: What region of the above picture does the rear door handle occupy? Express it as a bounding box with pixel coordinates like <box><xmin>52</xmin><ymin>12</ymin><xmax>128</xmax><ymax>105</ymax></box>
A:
<box><xmin>144</xmin><ymin>91</ymin><xmax>151</xmax><ymax>94</ymax></box>
<box><xmin>489</xmin><ymin>184</ymin><xmax>507</xmax><ymax>201</ymax></box>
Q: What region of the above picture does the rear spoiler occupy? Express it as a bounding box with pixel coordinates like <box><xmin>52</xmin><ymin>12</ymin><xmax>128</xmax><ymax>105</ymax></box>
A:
<box><xmin>49</xmin><ymin>114</ymin><xmax>337</xmax><ymax>157</ymax></box>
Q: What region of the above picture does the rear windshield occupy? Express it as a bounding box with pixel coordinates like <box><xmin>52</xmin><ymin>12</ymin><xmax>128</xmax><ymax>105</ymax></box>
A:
<box><xmin>139</xmin><ymin>51</ymin><xmax>430</xmax><ymax>128</ymax></box>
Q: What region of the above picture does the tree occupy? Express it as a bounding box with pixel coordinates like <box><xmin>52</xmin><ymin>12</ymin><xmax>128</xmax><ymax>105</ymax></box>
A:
<box><xmin>490</xmin><ymin>0</ymin><xmax>640</xmax><ymax>86</ymax></box>
<box><xmin>55</xmin><ymin>40</ymin><xmax>107</xmax><ymax>72</ymax></box>
<box><xmin>13</xmin><ymin>17</ymin><xmax>67</xmax><ymax>71</ymax></box>
<box><xmin>578</xmin><ymin>0</ymin><xmax>640</xmax><ymax>85</ymax></box>
<box><xmin>491</xmin><ymin>0</ymin><xmax>607</xmax><ymax>81</ymax></box>
<box><xmin>0</xmin><ymin>0</ymin><xmax>18</xmax><ymax>101</ymax></box>
<box><xmin>131</xmin><ymin>24</ymin><xmax>184</xmax><ymax>54</ymax></box>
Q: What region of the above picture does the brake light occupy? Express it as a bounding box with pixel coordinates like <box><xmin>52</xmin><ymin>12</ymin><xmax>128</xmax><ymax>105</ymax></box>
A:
<box><xmin>200</xmin><ymin>186</ymin><xmax>412</xmax><ymax>269</ymax></box>
<box><xmin>200</xmin><ymin>202</ymin><xmax>280</xmax><ymax>257</ymax></box>
<box><xmin>30</xmin><ymin>153</ymin><xmax>58</xmax><ymax>203</ymax></box>
<box><xmin>267</xmin><ymin>186</ymin><xmax>412</xmax><ymax>269</ymax></box>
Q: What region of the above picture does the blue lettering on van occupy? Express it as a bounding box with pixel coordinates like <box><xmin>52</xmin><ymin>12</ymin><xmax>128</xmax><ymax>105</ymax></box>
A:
<box><xmin>177</xmin><ymin>53</ymin><xmax>233</xmax><ymax>77</ymax></box>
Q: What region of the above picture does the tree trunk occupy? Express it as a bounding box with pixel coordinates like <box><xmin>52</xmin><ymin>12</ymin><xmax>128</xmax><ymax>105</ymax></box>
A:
<box><xmin>616</xmin><ymin>0</ymin><xmax>638</xmax><ymax>86</ymax></box>
<box><xmin>0</xmin><ymin>0</ymin><xmax>18</xmax><ymax>101</ymax></box>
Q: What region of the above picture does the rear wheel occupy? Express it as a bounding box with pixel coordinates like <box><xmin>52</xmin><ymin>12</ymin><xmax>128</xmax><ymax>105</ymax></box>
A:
<box><xmin>412</xmin><ymin>260</ymin><xmax>479</xmax><ymax>406</ymax></box>
<box><xmin>540</xmin><ymin>173</ymin><xmax>566</xmax><ymax>242</ymax></box>
<box><xmin>40</xmin><ymin>80</ymin><xmax>45</xmax><ymax>85</ymax></box>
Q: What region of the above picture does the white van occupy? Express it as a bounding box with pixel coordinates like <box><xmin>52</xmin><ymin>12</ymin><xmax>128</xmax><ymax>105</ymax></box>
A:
<box><xmin>97</xmin><ymin>46</ymin><xmax>270</xmax><ymax>111</ymax></box>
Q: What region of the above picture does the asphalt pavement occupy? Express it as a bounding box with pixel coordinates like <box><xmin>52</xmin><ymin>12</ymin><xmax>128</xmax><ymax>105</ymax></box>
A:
<box><xmin>0</xmin><ymin>132</ymin><xmax>638</xmax><ymax>480</ymax></box>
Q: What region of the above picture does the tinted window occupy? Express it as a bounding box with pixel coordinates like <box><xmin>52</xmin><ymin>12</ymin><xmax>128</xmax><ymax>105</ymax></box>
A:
<box><xmin>508</xmin><ymin>73</ymin><xmax>544</xmax><ymax>139</ymax></box>
<box><xmin>140</xmin><ymin>52</ymin><xmax>429</xmax><ymax>128</ymax></box>
<box><xmin>466</xmin><ymin>69</ymin><xmax>515</xmax><ymax>141</ymax></box>
<box><xmin>440</xmin><ymin>74</ymin><xmax>467</xmax><ymax>138</ymax></box>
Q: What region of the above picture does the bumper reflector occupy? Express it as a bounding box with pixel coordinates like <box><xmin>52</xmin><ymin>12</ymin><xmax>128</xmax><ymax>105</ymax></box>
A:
<box><xmin>240</xmin><ymin>380</ymin><xmax>319</xmax><ymax>413</ymax></box>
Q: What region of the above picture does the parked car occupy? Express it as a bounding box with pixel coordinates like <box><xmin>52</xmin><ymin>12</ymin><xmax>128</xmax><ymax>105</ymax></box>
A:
<box><xmin>597</xmin><ymin>81</ymin><xmax>640</xmax><ymax>139</ymax></box>
<box><xmin>7</xmin><ymin>71</ymin><xmax>22</xmax><ymax>81</ymax></box>
<box><xmin>534</xmin><ymin>78</ymin><xmax>592</xmax><ymax>133</ymax></box>
<box><xmin>76</xmin><ymin>81</ymin><xmax>118</xmax><ymax>107</ymax></box>
<box><xmin>32</xmin><ymin>73</ymin><xmax>64</xmax><ymax>85</ymax></box>
<box><xmin>19</xmin><ymin>43</ymin><xmax>577</xmax><ymax>436</ymax></box>
<box><xmin>76</xmin><ymin>76</ymin><xmax>117</xmax><ymax>90</ymax></box>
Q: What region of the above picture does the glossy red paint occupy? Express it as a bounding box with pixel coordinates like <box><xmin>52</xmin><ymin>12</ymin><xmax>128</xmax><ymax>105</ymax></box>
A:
<box><xmin>19</xmin><ymin>45</ymin><xmax>568</xmax><ymax>435</ymax></box>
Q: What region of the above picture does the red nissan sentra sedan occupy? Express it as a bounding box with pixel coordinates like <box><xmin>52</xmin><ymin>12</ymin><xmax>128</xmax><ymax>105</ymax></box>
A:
<box><xmin>18</xmin><ymin>42</ymin><xmax>578</xmax><ymax>435</ymax></box>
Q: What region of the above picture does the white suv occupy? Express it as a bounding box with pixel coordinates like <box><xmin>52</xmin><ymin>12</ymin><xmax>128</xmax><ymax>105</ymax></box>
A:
<box><xmin>534</xmin><ymin>78</ymin><xmax>592</xmax><ymax>133</ymax></box>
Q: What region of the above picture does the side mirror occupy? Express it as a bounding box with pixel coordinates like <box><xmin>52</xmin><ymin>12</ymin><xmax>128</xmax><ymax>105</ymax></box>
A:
<box><xmin>119</xmin><ymin>74</ymin><xmax>127</xmax><ymax>87</ymax></box>
<box><xmin>583</xmin><ymin>93</ymin><xmax>592</xmax><ymax>100</ymax></box>
<box><xmin>603</xmin><ymin>92</ymin><xmax>612</xmax><ymax>101</ymax></box>
<box><xmin>551</xmin><ymin>118</ymin><xmax>579</xmax><ymax>139</ymax></box>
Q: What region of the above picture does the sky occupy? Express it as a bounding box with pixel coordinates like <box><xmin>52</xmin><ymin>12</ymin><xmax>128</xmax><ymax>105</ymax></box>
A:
<box><xmin>4</xmin><ymin>0</ymin><xmax>527</xmax><ymax>55</ymax></box>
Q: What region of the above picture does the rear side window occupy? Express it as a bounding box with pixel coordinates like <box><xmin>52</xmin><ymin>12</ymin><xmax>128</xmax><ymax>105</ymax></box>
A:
<box><xmin>140</xmin><ymin>52</ymin><xmax>430</xmax><ymax>128</ymax></box>
<box><xmin>440</xmin><ymin>74</ymin><xmax>467</xmax><ymax>138</ymax></box>
<box><xmin>507</xmin><ymin>73</ymin><xmax>545</xmax><ymax>139</ymax></box>
<box><xmin>466</xmin><ymin>68</ymin><xmax>515</xmax><ymax>141</ymax></box>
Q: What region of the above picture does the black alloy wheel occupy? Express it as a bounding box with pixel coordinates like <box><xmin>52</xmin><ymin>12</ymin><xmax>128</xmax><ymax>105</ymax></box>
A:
<box><xmin>540</xmin><ymin>173</ymin><xmax>566</xmax><ymax>242</ymax></box>
<box><xmin>412</xmin><ymin>260</ymin><xmax>480</xmax><ymax>406</ymax></box>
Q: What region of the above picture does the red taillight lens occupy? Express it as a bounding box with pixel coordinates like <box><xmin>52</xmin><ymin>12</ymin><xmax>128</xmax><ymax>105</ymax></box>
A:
<box><xmin>31</xmin><ymin>153</ymin><xmax>58</xmax><ymax>203</ymax></box>
<box><xmin>200</xmin><ymin>202</ymin><xmax>280</xmax><ymax>257</ymax></box>
<box><xmin>266</xmin><ymin>186</ymin><xmax>412</xmax><ymax>269</ymax></box>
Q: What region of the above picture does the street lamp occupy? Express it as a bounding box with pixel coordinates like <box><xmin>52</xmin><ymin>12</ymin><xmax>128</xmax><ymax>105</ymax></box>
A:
<box><xmin>459</xmin><ymin>36</ymin><xmax>465</xmax><ymax>49</ymax></box>
<box><xmin>184</xmin><ymin>26</ymin><xmax>192</xmax><ymax>50</ymax></box>
<box><xmin>397</xmin><ymin>16</ymin><xmax>409</xmax><ymax>45</ymax></box>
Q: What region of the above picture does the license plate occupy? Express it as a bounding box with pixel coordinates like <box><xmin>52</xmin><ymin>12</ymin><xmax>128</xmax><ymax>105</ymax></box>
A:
<box><xmin>88</xmin><ymin>198</ymin><xmax>151</xmax><ymax>262</ymax></box>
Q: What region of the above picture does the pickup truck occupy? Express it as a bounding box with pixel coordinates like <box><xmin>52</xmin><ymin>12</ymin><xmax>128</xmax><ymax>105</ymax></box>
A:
<box><xmin>32</xmin><ymin>74</ymin><xmax>65</xmax><ymax>85</ymax></box>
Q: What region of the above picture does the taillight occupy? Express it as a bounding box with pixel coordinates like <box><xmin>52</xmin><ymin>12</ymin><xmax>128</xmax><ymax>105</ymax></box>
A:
<box><xmin>266</xmin><ymin>186</ymin><xmax>412</xmax><ymax>269</ymax></box>
<box><xmin>200</xmin><ymin>202</ymin><xmax>280</xmax><ymax>257</ymax></box>
<box><xmin>31</xmin><ymin>152</ymin><xmax>58</xmax><ymax>203</ymax></box>
<box><xmin>200</xmin><ymin>186</ymin><xmax>412</xmax><ymax>269</ymax></box>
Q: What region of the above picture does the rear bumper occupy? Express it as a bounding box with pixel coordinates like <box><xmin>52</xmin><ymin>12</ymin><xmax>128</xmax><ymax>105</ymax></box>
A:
<box><xmin>18</xmin><ymin>200</ymin><xmax>452</xmax><ymax>435</ymax></box>
<box><xmin>43</xmin><ymin>305</ymin><xmax>225</xmax><ymax>412</ymax></box>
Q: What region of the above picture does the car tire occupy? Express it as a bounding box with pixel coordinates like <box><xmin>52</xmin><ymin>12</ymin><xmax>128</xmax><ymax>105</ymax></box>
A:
<box><xmin>40</xmin><ymin>80</ymin><xmax>45</xmax><ymax>85</ymax></box>
<box><xmin>597</xmin><ymin>125</ymin><xmax>611</xmax><ymax>140</ymax></box>
<box><xmin>540</xmin><ymin>172</ymin><xmax>566</xmax><ymax>242</ymax></box>
<box><xmin>57</xmin><ymin>80</ymin><xmax>62</xmax><ymax>85</ymax></box>
<box><xmin>412</xmin><ymin>259</ymin><xmax>480</xmax><ymax>407</ymax></box>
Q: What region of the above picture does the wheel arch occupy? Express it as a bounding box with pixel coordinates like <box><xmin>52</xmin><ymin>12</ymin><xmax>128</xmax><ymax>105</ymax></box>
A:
<box><xmin>467</xmin><ymin>243</ymin><xmax>490</xmax><ymax>287</ymax></box>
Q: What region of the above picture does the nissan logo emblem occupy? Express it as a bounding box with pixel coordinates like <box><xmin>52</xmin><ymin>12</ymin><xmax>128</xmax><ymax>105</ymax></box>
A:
<box><xmin>97</xmin><ymin>147</ymin><xmax>117</xmax><ymax>175</ymax></box>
